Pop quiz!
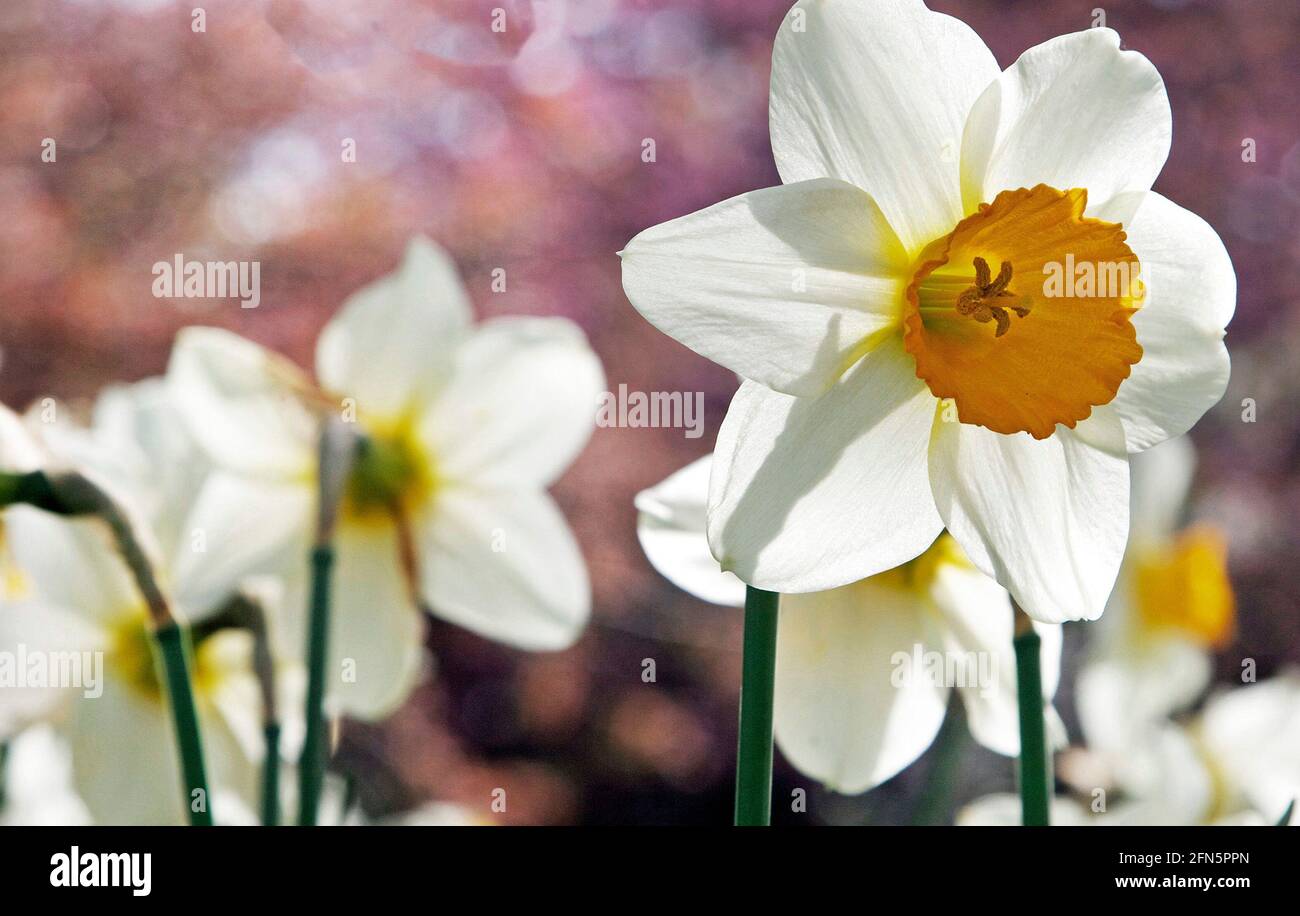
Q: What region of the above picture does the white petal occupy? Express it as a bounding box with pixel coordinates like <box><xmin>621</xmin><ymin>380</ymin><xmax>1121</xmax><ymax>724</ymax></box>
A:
<box><xmin>0</xmin><ymin>403</ymin><xmax>42</xmax><ymax>470</ymax></box>
<box><xmin>4</xmin><ymin>509</ymin><xmax>139</xmax><ymax>622</ymax></box>
<box><xmin>1090</xmin><ymin>192</ymin><xmax>1235</xmax><ymax>452</ymax></box>
<box><xmin>0</xmin><ymin>600</ymin><xmax>104</xmax><ymax>738</ymax></box>
<box><xmin>1077</xmin><ymin>642</ymin><xmax>1211</xmax><ymax>754</ymax></box>
<box><xmin>1128</xmin><ymin>434</ymin><xmax>1196</xmax><ymax>543</ymax></box>
<box><xmin>67</xmin><ymin>673</ymin><xmax>251</xmax><ymax>825</ymax></box>
<box><xmin>1100</xmin><ymin>723</ymin><xmax>1216</xmax><ymax>825</ymax></box>
<box><xmin>1199</xmin><ymin>674</ymin><xmax>1300</xmax><ymax>823</ymax></box>
<box><xmin>928</xmin><ymin>411</ymin><xmax>1130</xmax><ymax>623</ymax></box>
<box><xmin>621</xmin><ymin>179</ymin><xmax>909</xmax><ymax>396</ymax></box>
<box><xmin>167</xmin><ymin>327</ymin><xmax>317</xmax><ymax>478</ymax></box>
<box><xmin>420</xmin><ymin>487</ymin><xmax>590</xmax><ymax>651</ymax></box>
<box><xmin>928</xmin><ymin>559</ymin><xmax>1063</xmax><ymax>756</ymax></box>
<box><xmin>201</xmin><ymin>630</ymin><xmax>269</xmax><ymax>763</ymax></box>
<box><xmin>328</xmin><ymin>522</ymin><xmax>426</xmax><ymax>720</ymax></box>
<box><xmin>773</xmin><ymin>580</ymin><xmax>948</xmax><ymax>794</ymax></box>
<box><xmin>708</xmin><ymin>338</ymin><xmax>943</xmax><ymax>593</ymax></box>
<box><xmin>316</xmin><ymin>237</ymin><xmax>472</xmax><ymax>421</ymax></box>
<box><xmin>41</xmin><ymin>380</ymin><xmax>212</xmax><ymax>543</ymax></box>
<box><xmin>960</xmin><ymin>29</ymin><xmax>1170</xmax><ymax>213</ymax></box>
<box><xmin>170</xmin><ymin>473</ymin><xmax>312</xmax><ymax>621</ymax></box>
<box><xmin>420</xmin><ymin>317</ymin><xmax>603</xmax><ymax>488</ymax></box>
<box><xmin>770</xmin><ymin>0</ymin><xmax>999</xmax><ymax>252</ymax></box>
<box><xmin>956</xmin><ymin>792</ymin><xmax>1093</xmax><ymax>826</ymax></box>
<box><xmin>634</xmin><ymin>455</ymin><xmax>746</xmax><ymax>608</ymax></box>
<box><xmin>0</xmin><ymin>724</ymin><xmax>91</xmax><ymax>826</ymax></box>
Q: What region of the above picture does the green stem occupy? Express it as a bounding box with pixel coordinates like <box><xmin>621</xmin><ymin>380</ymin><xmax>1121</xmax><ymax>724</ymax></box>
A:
<box><xmin>297</xmin><ymin>544</ymin><xmax>334</xmax><ymax>826</ymax></box>
<box><xmin>153</xmin><ymin>623</ymin><xmax>214</xmax><ymax>827</ymax></box>
<box><xmin>341</xmin><ymin>770</ymin><xmax>359</xmax><ymax>822</ymax></box>
<box><xmin>734</xmin><ymin>586</ymin><xmax>779</xmax><ymax>826</ymax></box>
<box><xmin>0</xmin><ymin>740</ymin><xmax>9</xmax><ymax>811</ymax></box>
<box><xmin>0</xmin><ymin>470</ymin><xmax>59</xmax><ymax>511</ymax></box>
<box><xmin>910</xmin><ymin>699</ymin><xmax>968</xmax><ymax>825</ymax></box>
<box><xmin>262</xmin><ymin>723</ymin><xmax>281</xmax><ymax>826</ymax></box>
<box><xmin>1012</xmin><ymin>603</ymin><xmax>1051</xmax><ymax>826</ymax></box>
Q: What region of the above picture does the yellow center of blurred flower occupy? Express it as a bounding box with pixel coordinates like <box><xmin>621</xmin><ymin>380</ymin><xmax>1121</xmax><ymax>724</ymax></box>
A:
<box><xmin>903</xmin><ymin>184</ymin><xmax>1144</xmax><ymax>439</ymax></box>
<box><xmin>1133</xmin><ymin>525</ymin><xmax>1235</xmax><ymax>648</ymax></box>
<box><xmin>344</xmin><ymin>419</ymin><xmax>437</xmax><ymax>524</ymax></box>
<box><xmin>110</xmin><ymin>611</ymin><xmax>225</xmax><ymax>701</ymax></box>
<box><xmin>1188</xmin><ymin>724</ymin><xmax>1235</xmax><ymax>824</ymax></box>
<box><xmin>0</xmin><ymin>522</ymin><xmax>31</xmax><ymax>600</ymax></box>
<box><xmin>873</xmin><ymin>532</ymin><xmax>966</xmax><ymax>594</ymax></box>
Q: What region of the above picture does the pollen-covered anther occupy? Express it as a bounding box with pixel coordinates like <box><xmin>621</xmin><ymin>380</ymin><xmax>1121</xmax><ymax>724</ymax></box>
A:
<box><xmin>954</xmin><ymin>257</ymin><xmax>1032</xmax><ymax>338</ymax></box>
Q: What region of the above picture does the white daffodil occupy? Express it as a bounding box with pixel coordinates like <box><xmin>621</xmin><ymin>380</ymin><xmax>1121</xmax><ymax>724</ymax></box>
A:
<box><xmin>970</xmin><ymin>674</ymin><xmax>1300</xmax><ymax>826</ymax></box>
<box><xmin>1192</xmin><ymin>673</ymin><xmax>1300</xmax><ymax>825</ymax></box>
<box><xmin>621</xmin><ymin>0</ymin><xmax>1234</xmax><ymax>623</ymax></box>
<box><xmin>166</xmin><ymin>236</ymin><xmax>604</xmax><ymax>720</ymax></box>
<box><xmin>0</xmin><ymin>383</ymin><xmax>283</xmax><ymax>825</ymax></box>
<box><xmin>636</xmin><ymin>455</ymin><xmax>1062</xmax><ymax>792</ymax></box>
<box><xmin>1077</xmin><ymin>435</ymin><xmax>1234</xmax><ymax>752</ymax></box>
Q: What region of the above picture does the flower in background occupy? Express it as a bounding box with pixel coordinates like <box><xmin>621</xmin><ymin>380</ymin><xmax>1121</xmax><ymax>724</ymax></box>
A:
<box><xmin>621</xmin><ymin>0</ymin><xmax>1234</xmax><ymax>624</ymax></box>
<box><xmin>636</xmin><ymin>455</ymin><xmax>1063</xmax><ymax>793</ymax></box>
<box><xmin>168</xmin><ymin>236</ymin><xmax>605</xmax><ymax>720</ymax></box>
<box><xmin>963</xmin><ymin>674</ymin><xmax>1300</xmax><ymax>826</ymax></box>
<box><xmin>0</xmin><ymin>382</ymin><xmax>282</xmax><ymax>825</ymax></box>
<box><xmin>1076</xmin><ymin>435</ymin><xmax>1234</xmax><ymax>753</ymax></box>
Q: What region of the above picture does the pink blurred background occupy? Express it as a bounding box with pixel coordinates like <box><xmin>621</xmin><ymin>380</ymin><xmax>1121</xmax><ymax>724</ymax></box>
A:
<box><xmin>0</xmin><ymin>0</ymin><xmax>1296</xmax><ymax>823</ymax></box>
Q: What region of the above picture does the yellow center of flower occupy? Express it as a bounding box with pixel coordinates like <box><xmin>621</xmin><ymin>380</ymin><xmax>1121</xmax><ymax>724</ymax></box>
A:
<box><xmin>1132</xmin><ymin>524</ymin><xmax>1234</xmax><ymax>648</ymax></box>
<box><xmin>110</xmin><ymin>611</ymin><xmax>225</xmax><ymax>701</ymax></box>
<box><xmin>0</xmin><ymin>521</ymin><xmax>31</xmax><ymax>600</ymax></box>
<box><xmin>873</xmin><ymin>532</ymin><xmax>966</xmax><ymax>593</ymax></box>
<box><xmin>343</xmin><ymin>419</ymin><xmax>437</xmax><ymax>524</ymax></box>
<box><xmin>903</xmin><ymin>184</ymin><xmax>1144</xmax><ymax>439</ymax></box>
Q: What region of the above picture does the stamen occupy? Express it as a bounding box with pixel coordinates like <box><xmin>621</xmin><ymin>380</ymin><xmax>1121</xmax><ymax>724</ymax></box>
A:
<box><xmin>955</xmin><ymin>257</ymin><xmax>1031</xmax><ymax>337</ymax></box>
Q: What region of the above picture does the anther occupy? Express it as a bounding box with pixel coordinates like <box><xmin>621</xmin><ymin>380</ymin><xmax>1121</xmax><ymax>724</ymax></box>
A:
<box><xmin>955</xmin><ymin>257</ymin><xmax>1031</xmax><ymax>337</ymax></box>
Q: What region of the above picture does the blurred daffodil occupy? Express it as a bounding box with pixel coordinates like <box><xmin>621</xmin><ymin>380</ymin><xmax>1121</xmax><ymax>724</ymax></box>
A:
<box><xmin>637</xmin><ymin>455</ymin><xmax>1063</xmax><ymax>793</ymax></box>
<box><xmin>621</xmin><ymin>0</ymin><xmax>1233</xmax><ymax>623</ymax></box>
<box><xmin>167</xmin><ymin>237</ymin><xmax>604</xmax><ymax>720</ymax></box>
<box><xmin>1077</xmin><ymin>436</ymin><xmax>1234</xmax><ymax>751</ymax></box>
<box><xmin>0</xmin><ymin>383</ymin><xmax>286</xmax><ymax>824</ymax></box>
<box><xmin>966</xmin><ymin>674</ymin><xmax>1300</xmax><ymax>826</ymax></box>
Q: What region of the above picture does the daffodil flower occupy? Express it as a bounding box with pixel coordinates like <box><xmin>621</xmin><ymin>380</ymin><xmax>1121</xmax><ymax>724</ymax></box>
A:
<box><xmin>166</xmin><ymin>237</ymin><xmax>604</xmax><ymax>719</ymax></box>
<box><xmin>621</xmin><ymin>1</ymin><xmax>1234</xmax><ymax>623</ymax></box>
<box><xmin>637</xmin><ymin>455</ymin><xmax>1063</xmax><ymax>792</ymax></box>
<box><xmin>966</xmin><ymin>674</ymin><xmax>1300</xmax><ymax>826</ymax></box>
<box><xmin>0</xmin><ymin>384</ymin><xmax>282</xmax><ymax>824</ymax></box>
<box><xmin>1077</xmin><ymin>436</ymin><xmax>1234</xmax><ymax>752</ymax></box>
